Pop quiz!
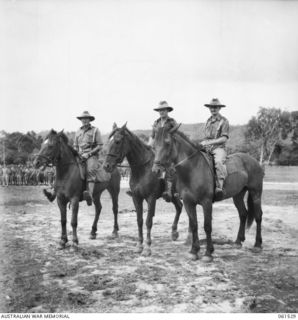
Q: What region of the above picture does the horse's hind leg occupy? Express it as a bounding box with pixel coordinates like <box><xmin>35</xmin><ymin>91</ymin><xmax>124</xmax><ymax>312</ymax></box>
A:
<box><xmin>250</xmin><ymin>190</ymin><xmax>263</xmax><ymax>250</ymax></box>
<box><xmin>233</xmin><ymin>189</ymin><xmax>248</xmax><ymax>247</ymax></box>
<box><xmin>202</xmin><ymin>200</ymin><xmax>214</xmax><ymax>263</ymax></box>
<box><xmin>90</xmin><ymin>188</ymin><xmax>103</xmax><ymax>239</ymax></box>
<box><xmin>171</xmin><ymin>197</ymin><xmax>183</xmax><ymax>241</ymax></box>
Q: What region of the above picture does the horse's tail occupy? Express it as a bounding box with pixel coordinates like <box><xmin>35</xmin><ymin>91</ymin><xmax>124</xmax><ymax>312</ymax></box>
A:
<box><xmin>246</xmin><ymin>192</ymin><xmax>255</xmax><ymax>229</ymax></box>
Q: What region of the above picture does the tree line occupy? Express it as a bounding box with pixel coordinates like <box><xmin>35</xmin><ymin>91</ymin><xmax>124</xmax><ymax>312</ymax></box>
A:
<box><xmin>1</xmin><ymin>108</ymin><xmax>298</xmax><ymax>166</ymax></box>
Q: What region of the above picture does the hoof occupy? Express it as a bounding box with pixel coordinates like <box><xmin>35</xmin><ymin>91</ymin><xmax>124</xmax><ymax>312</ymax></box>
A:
<box><xmin>202</xmin><ymin>255</ymin><xmax>213</xmax><ymax>263</ymax></box>
<box><xmin>58</xmin><ymin>240</ymin><xmax>67</xmax><ymax>250</ymax></box>
<box><xmin>233</xmin><ymin>242</ymin><xmax>242</xmax><ymax>249</ymax></box>
<box><xmin>89</xmin><ymin>233</ymin><xmax>96</xmax><ymax>240</ymax></box>
<box><xmin>134</xmin><ymin>244</ymin><xmax>143</xmax><ymax>254</ymax></box>
<box><xmin>111</xmin><ymin>231</ymin><xmax>119</xmax><ymax>239</ymax></box>
<box><xmin>252</xmin><ymin>246</ymin><xmax>262</xmax><ymax>253</ymax></box>
<box><xmin>188</xmin><ymin>253</ymin><xmax>198</xmax><ymax>261</ymax></box>
<box><xmin>171</xmin><ymin>231</ymin><xmax>179</xmax><ymax>241</ymax></box>
<box><xmin>141</xmin><ymin>248</ymin><xmax>152</xmax><ymax>257</ymax></box>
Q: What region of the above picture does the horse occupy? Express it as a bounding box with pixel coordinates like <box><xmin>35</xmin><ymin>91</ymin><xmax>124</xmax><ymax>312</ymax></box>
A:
<box><xmin>103</xmin><ymin>123</ymin><xmax>183</xmax><ymax>256</ymax></box>
<box><xmin>152</xmin><ymin>126</ymin><xmax>264</xmax><ymax>262</ymax></box>
<box><xmin>34</xmin><ymin>129</ymin><xmax>121</xmax><ymax>249</ymax></box>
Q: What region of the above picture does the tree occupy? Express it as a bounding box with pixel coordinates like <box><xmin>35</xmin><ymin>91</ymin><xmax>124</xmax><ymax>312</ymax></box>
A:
<box><xmin>245</xmin><ymin>107</ymin><xmax>293</xmax><ymax>164</ymax></box>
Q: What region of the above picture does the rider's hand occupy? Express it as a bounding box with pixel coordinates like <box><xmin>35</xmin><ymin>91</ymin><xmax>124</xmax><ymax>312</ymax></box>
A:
<box><xmin>200</xmin><ymin>140</ymin><xmax>208</xmax><ymax>147</ymax></box>
<box><xmin>81</xmin><ymin>153</ymin><xmax>89</xmax><ymax>160</ymax></box>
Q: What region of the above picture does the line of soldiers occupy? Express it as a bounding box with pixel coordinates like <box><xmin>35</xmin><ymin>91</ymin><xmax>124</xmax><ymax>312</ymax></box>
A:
<box><xmin>0</xmin><ymin>163</ymin><xmax>56</xmax><ymax>187</ymax></box>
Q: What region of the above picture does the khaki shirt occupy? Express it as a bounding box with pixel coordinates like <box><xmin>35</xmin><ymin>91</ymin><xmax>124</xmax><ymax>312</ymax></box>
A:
<box><xmin>205</xmin><ymin>114</ymin><xmax>229</xmax><ymax>149</ymax></box>
<box><xmin>74</xmin><ymin>125</ymin><xmax>103</xmax><ymax>155</ymax></box>
<box><xmin>151</xmin><ymin>117</ymin><xmax>178</xmax><ymax>139</ymax></box>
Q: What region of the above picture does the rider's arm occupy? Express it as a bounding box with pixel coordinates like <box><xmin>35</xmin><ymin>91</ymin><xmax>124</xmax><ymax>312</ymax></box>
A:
<box><xmin>202</xmin><ymin>136</ymin><xmax>228</xmax><ymax>146</ymax></box>
<box><xmin>88</xmin><ymin>129</ymin><xmax>103</xmax><ymax>157</ymax></box>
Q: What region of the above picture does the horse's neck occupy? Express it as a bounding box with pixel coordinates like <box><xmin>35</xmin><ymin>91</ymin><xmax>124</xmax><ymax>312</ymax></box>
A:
<box><xmin>56</xmin><ymin>143</ymin><xmax>78</xmax><ymax>178</ymax></box>
<box><xmin>125</xmin><ymin>136</ymin><xmax>153</xmax><ymax>175</ymax></box>
<box><xmin>174</xmin><ymin>135</ymin><xmax>204</xmax><ymax>172</ymax></box>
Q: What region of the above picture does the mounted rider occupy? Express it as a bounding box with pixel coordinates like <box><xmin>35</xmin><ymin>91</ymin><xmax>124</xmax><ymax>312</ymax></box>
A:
<box><xmin>74</xmin><ymin>111</ymin><xmax>103</xmax><ymax>205</ymax></box>
<box><xmin>149</xmin><ymin>101</ymin><xmax>178</xmax><ymax>201</ymax></box>
<box><xmin>200</xmin><ymin>98</ymin><xmax>229</xmax><ymax>199</ymax></box>
<box><xmin>43</xmin><ymin>111</ymin><xmax>103</xmax><ymax>205</ymax></box>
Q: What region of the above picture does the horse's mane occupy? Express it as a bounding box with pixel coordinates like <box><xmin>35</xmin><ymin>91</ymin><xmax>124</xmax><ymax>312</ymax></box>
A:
<box><xmin>174</xmin><ymin>130</ymin><xmax>200</xmax><ymax>150</ymax></box>
<box><xmin>124</xmin><ymin>128</ymin><xmax>152</xmax><ymax>152</ymax></box>
<box><xmin>46</xmin><ymin>129</ymin><xmax>79</xmax><ymax>157</ymax></box>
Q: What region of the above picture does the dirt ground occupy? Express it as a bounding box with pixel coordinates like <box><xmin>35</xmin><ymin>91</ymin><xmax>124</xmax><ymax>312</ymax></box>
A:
<box><xmin>0</xmin><ymin>178</ymin><xmax>297</xmax><ymax>313</ymax></box>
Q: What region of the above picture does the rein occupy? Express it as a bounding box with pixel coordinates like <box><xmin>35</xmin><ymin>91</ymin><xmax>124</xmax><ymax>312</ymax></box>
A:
<box><xmin>171</xmin><ymin>132</ymin><xmax>214</xmax><ymax>176</ymax></box>
<box><xmin>107</xmin><ymin>152</ymin><xmax>152</xmax><ymax>168</ymax></box>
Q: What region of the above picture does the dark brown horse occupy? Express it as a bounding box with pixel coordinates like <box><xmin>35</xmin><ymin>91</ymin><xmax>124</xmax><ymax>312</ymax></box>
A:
<box><xmin>34</xmin><ymin>130</ymin><xmax>121</xmax><ymax>249</ymax></box>
<box><xmin>152</xmin><ymin>126</ymin><xmax>264</xmax><ymax>262</ymax></box>
<box><xmin>103</xmin><ymin>124</ymin><xmax>183</xmax><ymax>256</ymax></box>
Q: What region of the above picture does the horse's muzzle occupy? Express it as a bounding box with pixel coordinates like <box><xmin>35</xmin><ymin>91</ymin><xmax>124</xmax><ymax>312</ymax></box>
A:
<box><xmin>152</xmin><ymin>161</ymin><xmax>164</xmax><ymax>177</ymax></box>
<box><xmin>103</xmin><ymin>161</ymin><xmax>113</xmax><ymax>173</ymax></box>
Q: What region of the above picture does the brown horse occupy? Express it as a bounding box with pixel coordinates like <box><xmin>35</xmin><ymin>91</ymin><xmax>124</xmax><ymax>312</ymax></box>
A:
<box><xmin>103</xmin><ymin>124</ymin><xmax>183</xmax><ymax>256</ymax></box>
<box><xmin>152</xmin><ymin>126</ymin><xmax>264</xmax><ymax>262</ymax></box>
<box><xmin>34</xmin><ymin>130</ymin><xmax>121</xmax><ymax>249</ymax></box>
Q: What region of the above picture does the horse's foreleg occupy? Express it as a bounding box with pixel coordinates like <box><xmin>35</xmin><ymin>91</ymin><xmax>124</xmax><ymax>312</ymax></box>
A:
<box><xmin>142</xmin><ymin>197</ymin><xmax>157</xmax><ymax>257</ymax></box>
<box><xmin>233</xmin><ymin>190</ymin><xmax>248</xmax><ymax>247</ymax></box>
<box><xmin>70</xmin><ymin>197</ymin><xmax>79</xmax><ymax>248</ymax></box>
<box><xmin>90</xmin><ymin>189</ymin><xmax>103</xmax><ymax>240</ymax></box>
<box><xmin>57</xmin><ymin>197</ymin><xmax>68</xmax><ymax>249</ymax></box>
<box><xmin>171</xmin><ymin>197</ymin><xmax>183</xmax><ymax>241</ymax></box>
<box><xmin>202</xmin><ymin>200</ymin><xmax>214</xmax><ymax>262</ymax></box>
<box><xmin>184</xmin><ymin>200</ymin><xmax>200</xmax><ymax>260</ymax></box>
<box><xmin>132</xmin><ymin>196</ymin><xmax>144</xmax><ymax>254</ymax></box>
<box><xmin>109</xmin><ymin>186</ymin><xmax>120</xmax><ymax>238</ymax></box>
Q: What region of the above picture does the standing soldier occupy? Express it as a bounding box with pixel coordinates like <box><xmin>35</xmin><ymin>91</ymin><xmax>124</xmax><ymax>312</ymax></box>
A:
<box><xmin>149</xmin><ymin>101</ymin><xmax>178</xmax><ymax>201</ymax></box>
<box><xmin>200</xmin><ymin>98</ymin><xmax>229</xmax><ymax>199</ymax></box>
<box><xmin>43</xmin><ymin>111</ymin><xmax>103</xmax><ymax>205</ymax></box>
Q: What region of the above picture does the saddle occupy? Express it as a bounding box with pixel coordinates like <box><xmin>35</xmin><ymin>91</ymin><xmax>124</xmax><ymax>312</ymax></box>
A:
<box><xmin>75</xmin><ymin>156</ymin><xmax>111</xmax><ymax>183</ymax></box>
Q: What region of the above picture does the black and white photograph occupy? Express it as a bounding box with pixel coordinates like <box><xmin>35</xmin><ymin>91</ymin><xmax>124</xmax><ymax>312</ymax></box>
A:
<box><xmin>0</xmin><ymin>0</ymin><xmax>298</xmax><ymax>316</ymax></box>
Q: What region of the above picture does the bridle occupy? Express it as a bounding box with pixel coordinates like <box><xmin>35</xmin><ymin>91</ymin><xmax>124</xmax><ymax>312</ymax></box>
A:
<box><xmin>107</xmin><ymin>130</ymin><xmax>152</xmax><ymax>168</ymax></box>
<box><xmin>35</xmin><ymin>135</ymin><xmax>76</xmax><ymax>167</ymax></box>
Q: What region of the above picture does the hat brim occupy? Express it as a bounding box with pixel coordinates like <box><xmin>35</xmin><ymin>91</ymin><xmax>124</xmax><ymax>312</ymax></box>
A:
<box><xmin>77</xmin><ymin>116</ymin><xmax>95</xmax><ymax>121</ymax></box>
<box><xmin>204</xmin><ymin>104</ymin><xmax>226</xmax><ymax>108</ymax></box>
<box><xmin>154</xmin><ymin>107</ymin><xmax>173</xmax><ymax>112</ymax></box>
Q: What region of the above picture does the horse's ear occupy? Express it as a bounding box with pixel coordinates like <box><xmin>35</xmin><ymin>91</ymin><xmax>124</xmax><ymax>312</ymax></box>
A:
<box><xmin>58</xmin><ymin>129</ymin><xmax>64</xmax><ymax>136</ymax></box>
<box><xmin>112</xmin><ymin>123</ymin><xmax>118</xmax><ymax>130</ymax></box>
<box><xmin>121</xmin><ymin>122</ymin><xmax>128</xmax><ymax>130</ymax></box>
<box><xmin>169</xmin><ymin>123</ymin><xmax>182</xmax><ymax>134</ymax></box>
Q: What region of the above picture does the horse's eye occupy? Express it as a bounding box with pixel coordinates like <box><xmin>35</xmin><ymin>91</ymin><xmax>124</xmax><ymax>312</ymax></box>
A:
<box><xmin>164</xmin><ymin>138</ymin><xmax>171</xmax><ymax>145</ymax></box>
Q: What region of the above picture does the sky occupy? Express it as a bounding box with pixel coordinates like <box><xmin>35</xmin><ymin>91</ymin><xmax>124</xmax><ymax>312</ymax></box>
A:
<box><xmin>1</xmin><ymin>0</ymin><xmax>298</xmax><ymax>134</ymax></box>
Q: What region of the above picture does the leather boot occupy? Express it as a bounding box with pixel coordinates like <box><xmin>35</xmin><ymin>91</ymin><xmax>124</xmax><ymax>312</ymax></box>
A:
<box><xmin>214</xmin><ymin>178</ymin><xmax>224</xmax><ymax>201</ymax></box>
<box><xmin>43</xmin><ymin>187</ymin><xmax>56</xmax><ymax>202</ymax></box>
<box><xmin>83</xmin><ymin>182</ymin><xmax>94</xmax><ymax>206</ymax></box>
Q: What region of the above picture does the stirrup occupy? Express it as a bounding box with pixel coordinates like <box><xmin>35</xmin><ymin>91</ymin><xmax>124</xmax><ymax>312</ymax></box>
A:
<box><xmin>83</xmin><ymin>190</ymin><xmax>93</xmax><ymax>206</ymax></box>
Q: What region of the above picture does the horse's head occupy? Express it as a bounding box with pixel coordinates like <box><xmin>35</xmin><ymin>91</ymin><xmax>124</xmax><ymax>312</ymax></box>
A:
<box><xmin>34</xmin><ymin>129</ymin><xmax>66</xmax><ymax>169</ymax></box>
<box><xmin>152</xmin><ymin>124</ymin><xmax>181</xmax><ymax>176</ymax></box>
<box><xmin>104</xmin><ymin>123</ymin><xmax>130</xmax><ymax>173</ymax></box>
